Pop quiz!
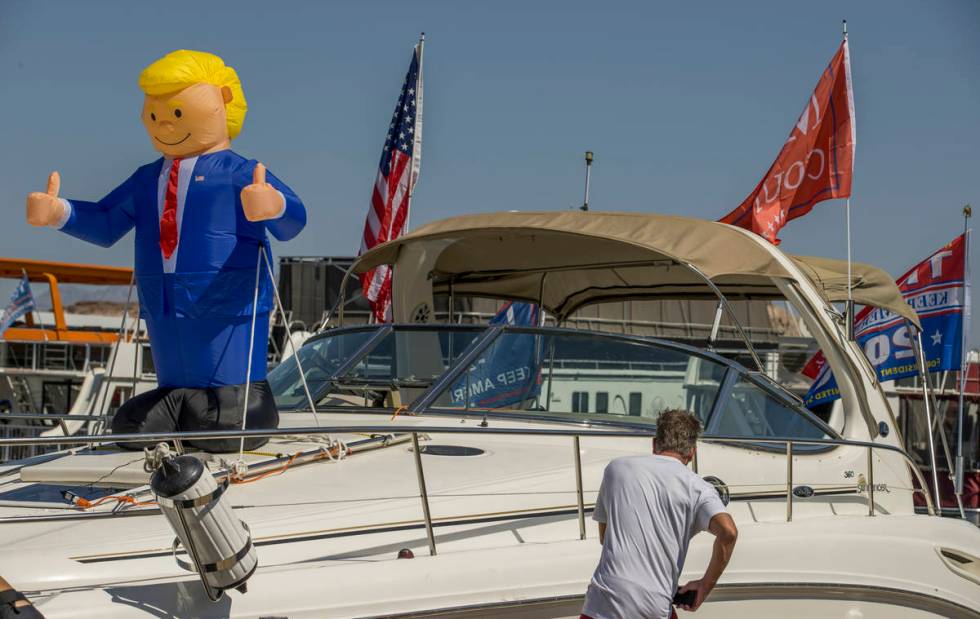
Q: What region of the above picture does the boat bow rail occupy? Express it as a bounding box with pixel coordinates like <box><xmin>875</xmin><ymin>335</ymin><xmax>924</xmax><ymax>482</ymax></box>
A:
<box><xmin>0</xmin><ymin>422</ymin><xmax>937</xmax><ymax>556</ymax></box>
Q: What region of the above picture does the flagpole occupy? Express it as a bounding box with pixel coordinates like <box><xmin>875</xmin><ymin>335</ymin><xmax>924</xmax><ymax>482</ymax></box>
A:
<box><xmin>20</xmin><ymin>269</ymin><xmax>47</xmax><ymax>343</ymax></box>
<box><xmin>956</xmin><ymin>204</ymin><xmax>971</xmax><ymax>499</ymax></box>
<box><xmin>842</xmin><ymin>20</ymin><xmax>856</xmax><ymax>339</ymax></box>
<box><xmin>405</xmin><ymin>32</ymin><xmax>424</xmax><ymax>233</ymax></box>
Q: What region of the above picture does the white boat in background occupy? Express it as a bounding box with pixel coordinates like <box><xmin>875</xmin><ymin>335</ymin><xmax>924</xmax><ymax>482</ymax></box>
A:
<box><xmin>0</xmin><ymin>259</ymin><xmax>157</xmax><ymax>460</ymax></box>
<box><xmin>0</xmin><ymin>212</ymin><xmax>977</xmax><ymax>617</ymax></box>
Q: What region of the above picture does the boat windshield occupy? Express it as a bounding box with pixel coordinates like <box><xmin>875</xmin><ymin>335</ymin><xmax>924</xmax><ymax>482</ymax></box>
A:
<box><xmin>269</xmin><ymin>324</ymin><xmax>835</xmax><ymax>446</ymax></box>
<box><xmin>422</xmin><ymin>327</ymin><xmax>834</xmax><ymax>442</ymax></box>
<box><xmin>425</xmin><ymin>328</ymin><xmax>727</xmax><ymax>426</ymax></box>
<box><xmin>268</xmin><ymin>325</ymin><xmax>484</xmax><ymax>410</ymax></box>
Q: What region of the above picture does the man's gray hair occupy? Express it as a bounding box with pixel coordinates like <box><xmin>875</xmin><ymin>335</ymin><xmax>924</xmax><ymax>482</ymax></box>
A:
<box><xmin>654</xmin><ymin>409</ymin><xmax>702</xmax><ymax>454</ymax></box>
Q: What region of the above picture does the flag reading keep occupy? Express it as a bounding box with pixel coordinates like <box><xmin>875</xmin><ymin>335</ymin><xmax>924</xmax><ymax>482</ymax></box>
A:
<box><xmin>804</xmin><ymin>233</ymin><xmax>969</xmax><ymax>408</ymax></box>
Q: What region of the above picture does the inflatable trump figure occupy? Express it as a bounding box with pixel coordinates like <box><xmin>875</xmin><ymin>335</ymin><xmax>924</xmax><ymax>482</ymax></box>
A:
<box><xmin>25</xmin><ymin>50</ymin><xmax>306</xmax><ymax>452</ymax></box>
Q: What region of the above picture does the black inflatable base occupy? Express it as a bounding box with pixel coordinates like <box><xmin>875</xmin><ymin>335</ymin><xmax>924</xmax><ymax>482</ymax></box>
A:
<box><xmin>111</xmin><ymin>380</ymin><xmax>279</xmax><ymax>453</ymax></box>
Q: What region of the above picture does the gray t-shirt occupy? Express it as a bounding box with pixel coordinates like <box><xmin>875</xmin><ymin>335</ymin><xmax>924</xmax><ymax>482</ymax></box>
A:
<box><xmin>583</xmin><ymin>454</ymin><xmax>726</xmax><ymax>619</ymax></box>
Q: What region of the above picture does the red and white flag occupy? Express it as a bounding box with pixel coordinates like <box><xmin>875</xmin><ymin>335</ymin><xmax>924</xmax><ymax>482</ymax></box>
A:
<box><xmin>359</xmin><ymin>37</ymin><xmax>424</xmax><ymax>322</ymax></box>
<box><xmin>720</xmin><ymin>40</ymin><xmax>855</xmax><ymax>244</ymax></box>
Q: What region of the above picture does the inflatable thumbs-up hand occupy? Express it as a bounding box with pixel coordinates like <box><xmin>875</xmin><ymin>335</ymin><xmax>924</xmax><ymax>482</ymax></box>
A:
<box><xmin>240</xmin><ymin>163</ymin><xmax>285</xmax><ymax>222</ymax></box>
<box><xmin>26</xmin><ymin>172</ymin><xmax>67</xmax><ymax>227</ymax></box>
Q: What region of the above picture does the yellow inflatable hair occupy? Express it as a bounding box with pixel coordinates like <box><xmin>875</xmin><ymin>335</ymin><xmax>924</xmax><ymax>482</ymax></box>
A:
<box><xmin>139</xmin><ymin>50</ymin><xmax>248</xmax><ymax>139</ymax></box>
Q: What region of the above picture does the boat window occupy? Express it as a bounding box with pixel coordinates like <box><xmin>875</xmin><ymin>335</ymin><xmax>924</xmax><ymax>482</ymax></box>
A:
<box><xmin>141</xmin><ymin>345</ymin><xmax>155</xmax><ymax>375</ymax></box>
<box><xmin>268</xmin><ymin>329</ymin><xmax>378</xmax><ymax>409</ymax></box>
<box><xmin>429</xmin><ymin>330</ymin><xmax>728</xmax><ymax>425</ymax></box>
<box><xmin>345</xmin><ymin>329</ymin><xmax>482</xmax><ymax>384</ymax></box>
<box><xmin>269</xmin><ymin>327</ymin><xmax>485</xmax><ymax>410</ymax></box>
<box><xmin>710</xmin><ymin>374</ymin><xmax>830</xmax><ymax>441</ymax></box>
<box><xmin>595</xmin><ymin>392</ymin><xmax>609</xmax><ymax>414</ymax></box>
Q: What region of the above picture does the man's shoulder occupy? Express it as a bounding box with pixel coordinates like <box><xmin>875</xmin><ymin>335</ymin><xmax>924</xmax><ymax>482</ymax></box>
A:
<box><xmin>605</xmin><ymin>455</ymin><xmax>661</xmax><ymax>478</ymax></box>
<box><xmin>607</xmin><ymin>454</ymin><xmax>651</xmax><ymax>470</ymax></box>
<box><xmin>607</xmin><ymin>454</ymin><xmax>704</xmax><ymax>482</ymax></box>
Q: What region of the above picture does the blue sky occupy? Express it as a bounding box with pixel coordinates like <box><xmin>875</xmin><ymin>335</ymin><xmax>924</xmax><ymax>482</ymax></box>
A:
<box><xmin>1</xmin><ymin>1</ymin><xmax>978</xmax><ymax>341</ymax></box>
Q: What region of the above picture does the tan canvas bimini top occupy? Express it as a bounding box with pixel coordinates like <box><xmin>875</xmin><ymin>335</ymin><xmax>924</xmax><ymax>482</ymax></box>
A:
<box><xmin>353</xmin><ymin>211</ymin><xmax>919</xmax><ymax>326</ymax></box>
<box><xmin>791</xmin><ymin>255</ymin><xmax>919</xmax><ymax>327</ymax></box>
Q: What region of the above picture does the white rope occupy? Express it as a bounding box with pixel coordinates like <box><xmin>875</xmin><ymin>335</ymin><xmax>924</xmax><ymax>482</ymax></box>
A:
<box><xmin>278</xmin><ymin>434</ymin><xmax>349</xmax><ymax>462</ymax></box>
<box><xmin>260</xmin><ymin>247</ymin><xmax>322</xmax><ymax>427</ymax></box>
<box><xmin>237</xmin><ymin>246</ymin><xmax>264</xmax><ymax>462</ymax></box>
<box><xmin>90</xmin><ymin>273</ymin><xmax>136</xmax><ymax>436</ymax></box>
<box><xmin>142</xmin><ymin>442</ymin><xmax>172</xmax><ymax>473</ymax></box>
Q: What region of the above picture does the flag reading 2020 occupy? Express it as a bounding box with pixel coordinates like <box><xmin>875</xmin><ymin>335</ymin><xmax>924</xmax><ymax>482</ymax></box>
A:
<box><xmin>804</xmin><ymin>233</ymin><xmax>969</xmax><ymax>408</ymax></box>
<box><xmin>719</xmin><ymin>40</ymin><xmax>855</xmax><ymax>244</ymax></box>
<box><xmin>359</xmin><ymin>38</ymin><xmax>424</xmax><ymax>322</ymax></box>
<box><xmin>450</xmin><ymin>302</ymin><xmax>541</xmax><ymax>409</ymax></box>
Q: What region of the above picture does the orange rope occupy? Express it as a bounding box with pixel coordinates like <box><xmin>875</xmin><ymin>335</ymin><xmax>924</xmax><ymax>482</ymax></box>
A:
<box><xmin>77</xmin><ymin>444</ymin><xmax>348</xmax><ymax>507</ymax></box>
<box><xmin>232</xmin><ymin>452</ymin><xmax>300</xmax><ymax>484</ymax></box>
<box><xmin>74</xmin><ymin>495</ymin><xmax>156</xmax><ymax>510</ymax></box>
<box><xmin>390</xmin><ymin>405</ymin><xmax>409</xmax><ymax>421</ymax></box>
<box><xmin>230</xmin><ymin>443</ymin><xmax>346</xmax><ymax>484</ymax></box>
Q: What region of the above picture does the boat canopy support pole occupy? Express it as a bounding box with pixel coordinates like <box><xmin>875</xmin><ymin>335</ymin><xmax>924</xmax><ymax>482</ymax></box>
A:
<box><xmin>573</xmin><ymin>436</ymin><xmax>586</xmax><ymax>540</ymax></box>
<box><xmin>908</xmin><ymin>321</ymin><xmax>944</xmax><ymax>513</ymax></box>
<box><xmin>447</xmin><ymin>278</ymin><xmax>455</xmax><ymax>323</ymax></box>
<box><xmin>785</xmin><ymin>442</ymin><xmax>793</xmax><ymax>522</ymax></box>
<box><xmin>685</xmin><ymin>265</ymin><xmax>765</xmax><ymax>373</ymax></box>
<box><xmin>345</xmin><ymin>255</ymin><xmax>764</xmax><ymax>375</ymax></box>
<box><xmin>333</xmin><ymin>264</ymin><xmax>358</xmax><ymax>328</ymax></box>
<box><xmin>412</xmin><ymin>432</ymin><xmax>437</xmax><ymax>556</ymax></box>
<box><xmin>707</xmin><ymin>302</ymin><xmax>724</xmax><ymax>351</ymax></box>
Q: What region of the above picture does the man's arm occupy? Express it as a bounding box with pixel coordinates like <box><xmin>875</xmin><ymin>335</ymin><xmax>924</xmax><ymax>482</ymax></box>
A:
<box><xmin>678</xmin><ymin>512</ymin><xmax>737</xmax><ymax>612</ymax></box>
<box><xmin>598</xmin><ymin>521</ymin><xmax>606</xmax><ymax>544</ymax></box>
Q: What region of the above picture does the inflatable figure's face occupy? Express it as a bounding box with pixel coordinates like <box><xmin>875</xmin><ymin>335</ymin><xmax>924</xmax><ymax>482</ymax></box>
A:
<box><xmin>141</xmin><ymin>83</ymin><xmax>233</xmax><ymax>158</ymax></box>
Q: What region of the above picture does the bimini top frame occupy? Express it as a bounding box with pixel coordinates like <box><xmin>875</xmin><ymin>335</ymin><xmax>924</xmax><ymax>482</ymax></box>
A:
<box><xmin>348</xmin><ymin>211</ymin><xmax>918</xmax><ymax>324</ymax></box>
<box><xmin>338</xmin><ymin>211</ymin><xmax>918</xmax><ymax>373</ymax></box>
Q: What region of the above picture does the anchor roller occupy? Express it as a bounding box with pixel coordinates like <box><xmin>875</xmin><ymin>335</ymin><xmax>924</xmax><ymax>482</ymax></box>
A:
<box><xmin>150</xmin><ymin>453</ymin><xmax>257</xmax><ymax>601</ymax></box>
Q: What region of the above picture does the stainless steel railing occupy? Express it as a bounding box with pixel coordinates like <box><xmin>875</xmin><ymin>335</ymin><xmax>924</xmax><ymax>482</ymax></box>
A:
<box><xmin>0</xmin><ymin>422</ymin><xmax>936</xmax><ymax>555</ymax></box>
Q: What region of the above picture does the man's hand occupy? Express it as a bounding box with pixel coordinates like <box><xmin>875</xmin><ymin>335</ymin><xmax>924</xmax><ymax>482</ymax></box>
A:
<box><xmin>677</xmin><ymin>578</ymin><xmax>708</xmax><ymax>611</ymax></box>
<box><xmin>240</xmin><ymin>163</ymin><xmax>284</xmax><ymax>222</ymax></box>
<box><xmin>26</xmin><ymin>172</ymin><xmax>66</xmax><ymax>227</ymax></box>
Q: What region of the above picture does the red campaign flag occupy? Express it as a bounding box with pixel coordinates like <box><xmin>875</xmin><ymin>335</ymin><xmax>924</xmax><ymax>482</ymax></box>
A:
<box><xmin>720</xmin><ymin>40</ymin><xmax>855</xmax><ymax>244</ymax></box>
<box><xmin>801</xmin><ymin>350</ymin><xmax>826</xmax><ymax>380</ymax></box>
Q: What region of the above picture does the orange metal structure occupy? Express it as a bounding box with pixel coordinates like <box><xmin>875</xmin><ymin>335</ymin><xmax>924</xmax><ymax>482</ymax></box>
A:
<box><xmin>0</xmin><ymin>258</ymin><xmax>133</xmax><ymax>343</ymax></box>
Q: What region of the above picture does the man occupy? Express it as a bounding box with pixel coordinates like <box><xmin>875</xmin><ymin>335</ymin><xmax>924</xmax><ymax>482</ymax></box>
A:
<box><xmin>25</xmin><ymin>50</ymin><xmax>305</xmax><ymax>452</ymax></box>
<box><xmin>0</xmin><ymin>575</ymin><xmax>43</xmax><ymax>618</ymax></box>
<box><xmin>582</xmin><ymin>409</ymin><xmax>738</xmax><ymax>619</ymax></box>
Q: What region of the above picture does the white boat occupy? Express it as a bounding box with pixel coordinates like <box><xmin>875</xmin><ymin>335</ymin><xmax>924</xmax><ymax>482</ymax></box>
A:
<box><xmin>0</xmin><ymin>211</ymin><xmax>978</xmax><ymax>618</ymax></box>
<box><xmin>0</xmin><ymin>259</ymin><xmax>157</xmax><ymax>460</ymax></box>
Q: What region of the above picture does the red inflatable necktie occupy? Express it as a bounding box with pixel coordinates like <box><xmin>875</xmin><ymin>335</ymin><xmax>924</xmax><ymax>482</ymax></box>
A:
<box><xmin>159</xmin><ymin>158</ymin><xmax>182</xmax><ymax>259</ymax></box>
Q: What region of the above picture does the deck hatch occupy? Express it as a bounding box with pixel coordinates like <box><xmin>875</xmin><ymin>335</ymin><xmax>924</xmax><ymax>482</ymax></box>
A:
<box><xmin>419</xmin><ymin>445</ymin><xmax>485</xmax><ymax>457</ymax></box>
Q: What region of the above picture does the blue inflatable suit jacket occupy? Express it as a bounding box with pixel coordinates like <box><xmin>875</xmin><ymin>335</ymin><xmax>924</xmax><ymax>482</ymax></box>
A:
<box><xmin>58</xmin><ymin>150</ymin><xmax>306</xmax><ymax>388</ymax></box>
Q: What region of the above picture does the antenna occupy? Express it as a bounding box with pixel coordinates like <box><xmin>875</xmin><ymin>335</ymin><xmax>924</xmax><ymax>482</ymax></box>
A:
<box><xmin>580</xmin><ymin>151</ymin><xmax>593</xmax><ymax>211</ymax></box>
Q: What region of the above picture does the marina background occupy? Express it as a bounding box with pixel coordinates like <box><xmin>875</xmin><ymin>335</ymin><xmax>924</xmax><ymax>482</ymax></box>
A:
<box><xmin>0</xmin><ymin>0</ymin><xmax>977</xmax><ymax>339</ymax></box>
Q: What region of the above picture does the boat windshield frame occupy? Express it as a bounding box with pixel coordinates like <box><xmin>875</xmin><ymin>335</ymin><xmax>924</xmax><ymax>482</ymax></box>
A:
<box><xmin>269</xmin><ymin>323</ymin><xmax>490</xmax><ymax>411</ymax></box>
<box><xmin>272</xmin><ymin>323</ymin><xmax>839</xmax><ymax>448</ymax></box>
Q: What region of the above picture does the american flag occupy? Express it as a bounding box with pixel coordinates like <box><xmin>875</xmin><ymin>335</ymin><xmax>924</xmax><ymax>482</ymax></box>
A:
<box><xmin>359</xmin><ymin>36</ymin><xmax>424</xmax><ymax>322</ymax></box>
<box><xmin>0</xmin><ymin>273</ymin><xmax>36</xmax><ymax>337</ymax></box>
